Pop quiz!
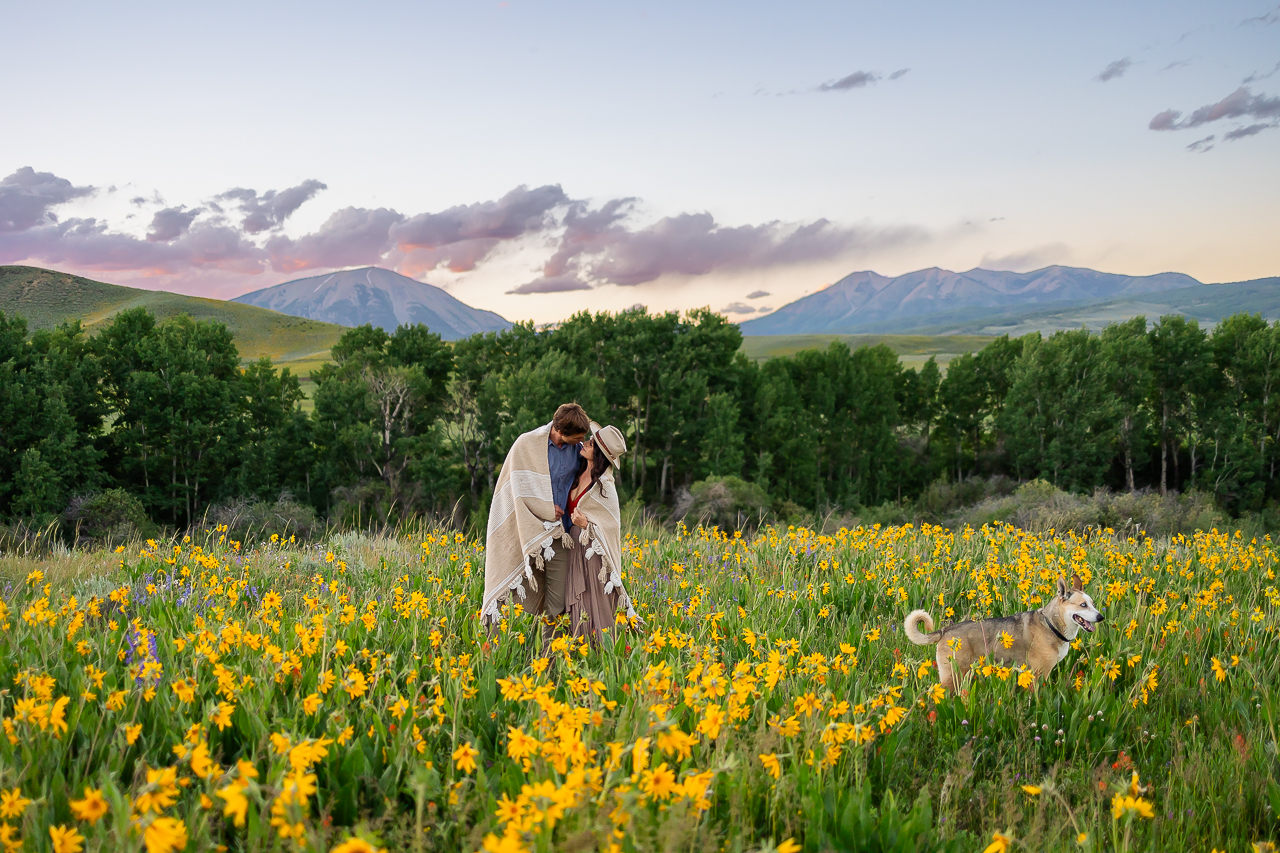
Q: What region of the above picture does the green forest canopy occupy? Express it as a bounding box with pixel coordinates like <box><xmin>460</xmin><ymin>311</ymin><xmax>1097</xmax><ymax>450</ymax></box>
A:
<box><xmin>4</xmin><ymin>304</ymin><xmax>1280</xmax><ymax>530</ymax></box>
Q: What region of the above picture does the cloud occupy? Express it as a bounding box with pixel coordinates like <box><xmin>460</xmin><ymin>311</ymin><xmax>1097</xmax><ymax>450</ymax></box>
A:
<box><xmin>599</xmin><ymin>214</ymin><xmax>920</xmax><ymax>287</ymax></box>
<box><xmin>1182</xmin><ymin>133</ymin><xmax>1213</xmax><ymax>151</ymax></box>
<box><xmin>506</xmin><ymin>274</ymin><xmax>593</xmax><ymax>295</ymax></box>
<box><xmin>1149</xmin><ymin>85</ymin><xmax>1280</xmax><ymax>133</ymax></box>
<box><xmin>1162</xmin><ymin>59</ymin><xmax>1193</xmax><ymax>72</ymax></box>
<box><xmin>1223</xmin><ymin>123</ymin><xmax>1273</xmax><ymax>140</ymax></box>
<box><xmin>1097</xmin><ymin>58</ymin><xmax>1132</xmax><ymax>82</ymax></box>
<box><xmin>818</xmin><ymin>71</ymin><xmax>879</xmax><ymax>91</ymax></box>
<box><xmin>1186</xmin><ymin>135</ymin><xmax>1216</xmax><ymax>153</ymax></box>
<box><xmin>1242</xmin><ymin>4</ymin><xmax>1280</xmax><ymax>25</ymax></box>
<box><xmin>511</xmin><ymin>206</ymin><xmax>923</xmax><ymax>295</ymax></box>
<box><xmin>392</xmin><ymin>184</ymin><xmax>568</xmax><ymax>252</ymax></box>
<box><xmin>216</xmin><ymin>179</ymin><xmax>327</xmax><ymax>234</ymax></box>
<box><xmin>720</xmin><ymin>302</ymin><xmax>756</xmax><ymax>315</ymax></box>
<box><xmin>0</xmin><ymin>166</ymin><xmax>927</xmax><ymax>298</ymax></box>
<box><xmin>514</xmin><ymin>197</ymin><xmax>636</xmax><ymax>294</ymax></box>
<box><xmin>888</xmin><ymin>68</ymin><xmax>910</xmax><ymax>80</ymax></box>
<box><xmin>1243</xmin><ymin>61</ymin><xmax>1280</xmax><ymax>84</ymax></box>
<box><xmin>0</xmin><ymin>167</ymin><xmax>94</xmax><ymax>233</ymax></box>
<box><xmin>146</xmin><ymin>206</ymin><xmax>201</xmax><ymax>242</ymax></box>
<box><xmin>265</xmin><ymin>206</ymin><xmax>404</xmax><ymax>272</ymax></box>
<box><xmin>0</xmin><ymin>217</ymin><xmax>266</xmax><ymax>275</ymax></box>
<box><xmin>979</xmin><ymin>243</ymin><xmax>1073</xmax><ymax>272</ymax></box>
<box><xmin>1148</xmin><ymin>109</ymin><xmax>1181</xmax><ymax>130</ymax></box>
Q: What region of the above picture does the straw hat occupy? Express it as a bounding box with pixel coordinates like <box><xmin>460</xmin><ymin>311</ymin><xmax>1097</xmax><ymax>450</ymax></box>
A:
<box><xmin>589</xmin><ymin>422</ymin><xmax>627</xmax><ymax>468</ymax></box>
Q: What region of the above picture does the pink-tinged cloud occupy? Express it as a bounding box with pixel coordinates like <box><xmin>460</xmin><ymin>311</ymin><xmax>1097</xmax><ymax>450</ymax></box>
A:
<box><xmin>0</xmin><ymin>167</ymin><xmax>94</xmax><ymax>232</ymax></box>
<box><xmin>0</xmin><ymin>166</ymin><xmax>924</xmax><ymax>296</ymax></box>
<box><xmin>591</xmin><ymin>213</ymin><xmax>922</xmax><ymax>286</ymax></box>
<box><xmin>0</xmin><ymin>217</ymin><xmax>266</xmax><ymax>275</ymax></box>
<box><xmin>511</xmin><ymin>207</ymin><xmax>924</xmax><ymax>294</ymax></box>
<box><xmin>391</xmin><ymin>184</ymin><xmax>568</xmax><ymax>250</ymax></box>
<box><xmin>146</xmin><ymin>206</ymin><xmax>201</xmax><ymax>242</ymax></box>
<box><xmin>216</xmin><ymin>180</ymin><xmax>328</xmax><ymax>234</ymax></box>
<box><xmin>265</xmin><ymin>206</ymin><xmax>404</xmax><ymax>272</ymax></box>
<box><xmin>1150</xmin><ymin>86</ymin><xmax>1280</xmax><ymax>141</ymax></box>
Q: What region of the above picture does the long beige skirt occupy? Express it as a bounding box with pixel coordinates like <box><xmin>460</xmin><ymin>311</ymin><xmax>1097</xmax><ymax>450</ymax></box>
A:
<box><xmin>565</xmin><ymin>524</ymin><xmax>621</xmax><ymax>644</ymax></box>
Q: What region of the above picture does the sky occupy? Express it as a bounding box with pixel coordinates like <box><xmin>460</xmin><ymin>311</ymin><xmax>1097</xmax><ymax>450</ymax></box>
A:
<box><xmin>1</xmin><ymin>0</ymin><xmax>1277</xmax><ymax>325</ymax></box>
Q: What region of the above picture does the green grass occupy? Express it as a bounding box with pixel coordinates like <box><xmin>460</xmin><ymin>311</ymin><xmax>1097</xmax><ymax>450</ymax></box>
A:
<box><xmin>741</xmin><ymin>333</ymin><xmax>996</xmax><ymax>369</ymax></box>
<box><xmin>0</xmin><ymin>265</ymin><xmax>346</xmax><ymax>373</ymax></box>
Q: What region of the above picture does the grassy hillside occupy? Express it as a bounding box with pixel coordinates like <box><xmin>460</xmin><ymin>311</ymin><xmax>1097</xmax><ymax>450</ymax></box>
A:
<box><xmin>0</xmin><ymin>265</ymin><xmax>347</xmax><ymax>370</ymax></box>
<box><xmin>740</xmin><ymin>333</ymin><xmax>996</xmax><ymax>369</ymax></box>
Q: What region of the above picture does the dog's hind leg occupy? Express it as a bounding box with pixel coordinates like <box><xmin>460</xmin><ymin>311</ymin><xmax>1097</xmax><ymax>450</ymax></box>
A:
<box><xmin>936</xmin><ymin>648</ymin><xmax>955</xmax><ymax>693</ymax></box>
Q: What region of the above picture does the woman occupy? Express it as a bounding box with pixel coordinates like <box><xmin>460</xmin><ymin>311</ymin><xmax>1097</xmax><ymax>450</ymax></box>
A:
<box><xmin>564</xmin><ymin>422</ymin><xmax>638</xmax><ymax>642</ymax></box>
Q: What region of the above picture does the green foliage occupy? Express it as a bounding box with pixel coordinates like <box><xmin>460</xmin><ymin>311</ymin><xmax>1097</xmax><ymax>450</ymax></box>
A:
<box><xmin>10</xmin><ymin>299</ymin><xmax>1280</xmax><ymax>535</ymax></box>
<box><xmin>1002</xmin><ymin>330</ymin><xmax>1118</xmax><ymax>490</ymax></box>
<box><xmin>312</xmin><ymin>323</ymin><xmax>454</xmax><ymax>516</ymax></box>
<box><xmin>815</xmin><ymin>786</ymin><xmax>973</xmax><ymax>853</ymax></box>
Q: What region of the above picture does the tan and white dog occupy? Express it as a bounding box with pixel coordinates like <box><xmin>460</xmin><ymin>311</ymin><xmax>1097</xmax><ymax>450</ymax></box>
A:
<box><xmin>904</xmin><ymin>574</ymin><xmax>1105</xmax><ymax>691</ymax></box>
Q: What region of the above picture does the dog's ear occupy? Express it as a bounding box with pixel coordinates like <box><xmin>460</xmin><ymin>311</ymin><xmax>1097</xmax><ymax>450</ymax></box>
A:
<box><xmin>1056</xmin><ymin>577</ymin><xmax>1069</xmax><ymax>599</ymax></box>
<box><xmin>1071</xmin><ymin>573</ymin><xmax>1083</xmax><ymax>591</ymax></box>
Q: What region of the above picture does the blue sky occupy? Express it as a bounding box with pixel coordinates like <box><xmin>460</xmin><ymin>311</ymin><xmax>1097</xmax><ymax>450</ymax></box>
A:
<box><xmin>1</xmin><ymin>0</ymin><xmax>1277</xmax><ymax>323</ymax></box>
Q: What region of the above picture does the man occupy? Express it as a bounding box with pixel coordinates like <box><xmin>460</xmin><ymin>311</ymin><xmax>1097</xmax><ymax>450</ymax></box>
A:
<box><xmin>542</xmin><ymin>403</ymin><xmax>590</xmax><ymax>619</ymax></box>
<box><xmin>481</xmin><ymin>403</ymin><xmax>591</xmax><ymax>637</ymax></box>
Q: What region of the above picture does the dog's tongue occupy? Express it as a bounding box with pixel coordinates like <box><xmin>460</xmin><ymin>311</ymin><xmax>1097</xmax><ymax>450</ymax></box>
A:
<box><xmin>1075</xmin><ymin>615</ymin><xmax>1095</xmax><ymax>633</ymax></box>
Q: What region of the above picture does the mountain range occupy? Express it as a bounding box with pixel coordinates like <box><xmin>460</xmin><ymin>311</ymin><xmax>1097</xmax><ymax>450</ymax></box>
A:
<box><xmin>232</xmin><ymin>267</ymin><xmax>511</xmax><ymax>340</ymax></box>
<box><xmin>738</xmin><ymin>266</ymin><xmax>1214</xmax><ymax>336</ymax></box>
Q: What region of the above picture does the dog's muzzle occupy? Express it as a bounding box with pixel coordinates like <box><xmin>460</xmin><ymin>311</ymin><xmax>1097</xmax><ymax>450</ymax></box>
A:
<box><xmin>1072</xmin><ymin>612</ymin><xmax>1103</xmax><ymax>633</ymax></box>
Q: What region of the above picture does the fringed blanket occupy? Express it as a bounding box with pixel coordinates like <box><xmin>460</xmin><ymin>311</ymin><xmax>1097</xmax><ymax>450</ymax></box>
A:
<box><xmin>481</xmin><ymin>423</ymin><xmax>574</xmax><ymax>624</ymax></box>
<box><xmin>573</xmin><ymin>469</ymin><xmax>638</xmax><ymax>621</ymax></box>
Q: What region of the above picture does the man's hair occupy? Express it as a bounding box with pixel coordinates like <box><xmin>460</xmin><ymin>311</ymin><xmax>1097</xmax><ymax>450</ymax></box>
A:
<box><xmin>552</xmin><ymin>402</ymin><xmax>590</xmax><ymax>437</ymax></box>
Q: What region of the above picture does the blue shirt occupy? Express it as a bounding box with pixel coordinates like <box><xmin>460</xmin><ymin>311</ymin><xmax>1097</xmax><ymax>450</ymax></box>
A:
<box><xmin>548</xmin><ymin>436</ymin><xmax>581</xmax><ymax>532</ymax></box>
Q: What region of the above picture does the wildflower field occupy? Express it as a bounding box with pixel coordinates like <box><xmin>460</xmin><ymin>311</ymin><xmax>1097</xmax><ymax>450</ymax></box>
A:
<box><xmin>1</xmin><ymin>521</ymin><xmax>1277</xmax><ymax>853</ymax></box>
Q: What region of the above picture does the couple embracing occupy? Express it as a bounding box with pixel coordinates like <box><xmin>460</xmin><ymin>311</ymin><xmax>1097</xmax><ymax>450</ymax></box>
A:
<box><xmin>481</xmin><ymin>403</ymin><xmax>638</xmax><ymax>644</ymax></box>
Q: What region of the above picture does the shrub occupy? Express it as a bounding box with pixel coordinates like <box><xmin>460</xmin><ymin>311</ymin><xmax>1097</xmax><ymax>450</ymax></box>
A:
<box><xmin>915</xmin><ymin>476</ymin><xmax>1018</xmax><ymax>522</ymax></box>
<box><xmin>62</xmin><ymin>489</ymin><xmax>152</xmax><ymax>546</ymax></box>
<box><xmin>678</xmin><ymin>476</ymin><xmax>772</xmax><ymax>531</ymax></box>
<box><xmin>956</xmin><ymin>481</ymin><xmax>1227</xmax><ymax>536</ymax></box>
<box><xmin>199</xmin><ymin>493</ymin><xmax>321</xmax><ymax>544</ymax></box>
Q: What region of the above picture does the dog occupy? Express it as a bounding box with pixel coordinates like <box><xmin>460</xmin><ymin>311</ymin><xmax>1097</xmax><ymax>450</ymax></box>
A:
<box><xmin>904</xmin><ymin>574</ymin><xmax>1104</xmax><ymax>691</ymax></box>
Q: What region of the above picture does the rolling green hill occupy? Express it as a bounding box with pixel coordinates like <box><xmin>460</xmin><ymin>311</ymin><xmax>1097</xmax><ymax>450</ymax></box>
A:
<box><xmin>739</xmin><ymin>333</ymin><xmax>996</xmax><ymax>370</ymax></box>
<box><xmin>0</xmin><ymin>266</ymin><xmax>348</xmax><ymax>372</ymax></box>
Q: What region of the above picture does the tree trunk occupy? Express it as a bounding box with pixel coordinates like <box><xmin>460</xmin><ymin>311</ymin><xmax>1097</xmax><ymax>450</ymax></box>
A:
<box><xmin>1160</xmin><ymin>438</ymin><xmax>1168</xmax><ymax>496</ymax></box>
<box><xmin>1160</xmin><ymin>401</ymin><xmax>1169</xmax><ymax>496</ymax></box>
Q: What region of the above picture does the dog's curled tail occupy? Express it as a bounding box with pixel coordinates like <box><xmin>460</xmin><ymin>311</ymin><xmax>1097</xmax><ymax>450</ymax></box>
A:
<box><xmin>904</xmin><ymin>609</ymin><xmax>941</xmax><ymax>645</ymax></box>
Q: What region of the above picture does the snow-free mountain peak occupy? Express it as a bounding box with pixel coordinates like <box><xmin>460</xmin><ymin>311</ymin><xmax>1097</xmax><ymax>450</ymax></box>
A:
<box><xmin>232</xmin><ymin>267</ymin><xmax>511</xmax><ymax>340</ymax></box>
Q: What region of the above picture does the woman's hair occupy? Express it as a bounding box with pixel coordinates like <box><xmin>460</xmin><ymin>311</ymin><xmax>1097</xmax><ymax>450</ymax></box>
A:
<box><xmin>575</xmin><ymin>437</ymin><xmax>611</xmax><ymax>492</ymax></box>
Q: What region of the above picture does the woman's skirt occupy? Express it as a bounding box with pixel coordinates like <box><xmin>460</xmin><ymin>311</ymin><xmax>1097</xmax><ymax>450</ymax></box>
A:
<box><xmin>565</xmin><ymin>524</ymin><xmax>621</xmax><ymax>644</ymax></box>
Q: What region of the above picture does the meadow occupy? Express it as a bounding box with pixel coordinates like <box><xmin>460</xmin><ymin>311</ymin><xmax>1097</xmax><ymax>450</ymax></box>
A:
<box><xmin>0</xmin><ymin>518</ymin><xmax>1276</xmax><ymax>853</ymax></box>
